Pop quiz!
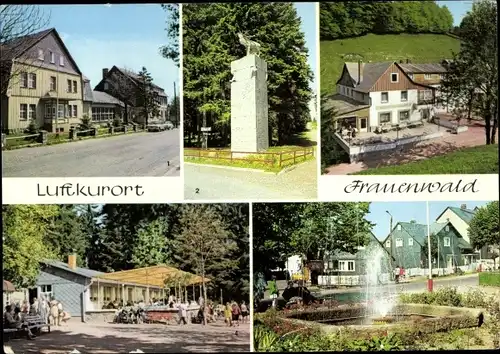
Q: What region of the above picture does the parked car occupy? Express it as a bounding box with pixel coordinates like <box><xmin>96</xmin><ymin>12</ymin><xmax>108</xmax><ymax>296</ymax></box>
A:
<box><xmin>165</xmin><ymin>121</ymin><xmax>174</xmax><ymax>130</ymax></box>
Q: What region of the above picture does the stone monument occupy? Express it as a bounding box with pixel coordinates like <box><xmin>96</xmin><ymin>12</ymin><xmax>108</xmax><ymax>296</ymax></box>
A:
<box><xmin>230</xmin><ymin>33</ymin><xmax>269</xmax><ymax>152</ymax></box>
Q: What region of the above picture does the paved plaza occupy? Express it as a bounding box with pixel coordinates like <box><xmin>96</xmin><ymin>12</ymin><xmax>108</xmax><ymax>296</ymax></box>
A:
<box><xmin>5</xmin><ymin>321</ymin><xmax>250</xmax><ymax>353</ymax></box>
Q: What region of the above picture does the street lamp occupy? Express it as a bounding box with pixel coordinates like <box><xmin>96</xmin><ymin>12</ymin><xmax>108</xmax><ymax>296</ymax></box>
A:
<box><xmin>386</xmin><ymin>211</ymin><xmax>394</xmax><ymax>269</ymax></box>
<box><xmin>426</xmin><ymin>201</ymin><xmax>433</xmax><ymax>292</ymax></box>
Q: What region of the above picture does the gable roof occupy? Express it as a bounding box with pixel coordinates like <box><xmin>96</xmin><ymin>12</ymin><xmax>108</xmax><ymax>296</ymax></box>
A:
<box><xmin>42</xmin><ymin>259</ymin><xmax>104</xmax><ymax>279</ymax></box>
<box><xmin>399</xmin><ymin>63</ymin><xmax>447</xmax><ymax>74</ymax></box>
<box><xmin>331</xmin><ymin>231</ymin><xmax>395</xmax><ymax>262</ymax></box>
<box><xmin>1</xmin><ymin>28</ymin><xmax>82</xmax><ymax>75</ymax></box>
<box><xmin>344</xmin><ymin>62</ymin><xmax>393</xmax><ymax>93</ymax></box>
<box><xmin>92</xmin><ymin>90</ymin><xmax>125</xmax><ymax>106</ymax></box>
<box><xmin>436</xmin><ymin>206</ymin><xmax>476</xmax><ymax>224</ymax></box>
<box><xmin>117</xmin><ymin>67</ymin><xmax>165</xmax><ymax>93</ymax></box>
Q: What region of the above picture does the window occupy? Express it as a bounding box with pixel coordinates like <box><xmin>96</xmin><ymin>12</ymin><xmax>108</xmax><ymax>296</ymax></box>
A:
<box><xmin>381</xmin><ymin>92</ymin><xmax>389</xmax><ymax>103</ymax></box>
<box><xmin>397</xmin><ymin>224</ymin><xmax>402</xmax><ymax>230</ymax></box>
<box><xmin>395</xmin><ymin>238</ymin><xmax>403</xmax><ymax>247</ymax></box>
<box><xmin>424</xmin><ymin>74</ymin><xmax>432</xmax><ymax>80</ymax></box>
<box><xmin>41</xmin><ymin>285</ymin><xmax>52</xmax><ymax>293</ymax></box>
<box><xmin>73</xmin><ymin>80</ymin><xmax>78</xmax><ymax>93</ymax></box>
<box><xmin>72</xmin><ymin>105</ymin><xmax>77</xmax><ymax>118</ymax></box>
<box><xmin>58</xmin><ymin>104</ymin><xmax>64</xmax><ymax>118</ymax></box>
<box><xmin>45</xmin><ymin>104</ymin><xmax>56</xmax><ymax>118</ymax></box>
<box><xmin>439</xmin><ymin>74</ymin><xmax>444</xmax><ymax>79</ymax></box>
<box><xmin>28</xmin><ymin>104</ymin><xmax>36</xmax><ymax>120</ymax></box>
<box><xmin>408</xmin><ymin>238</ymin><xmax>414</xmax><ymax>246</ymax></box>
<box><xmin>67</xmin><ymin>79</ymin><xmax>72</xmax><ymax>92</ymax></box>
<box><xmin>50</xmin><ymin>76</ymin><xmax>56</xmax><ymax>91</ymax></box>
<box><xmin>92</xmin><ymin>107</ymin><xmax>115</xmax><ymax>121</ymax></box>
<box><xmin>20</xmin><ymin>72</ymin><xmax>28</xmax><ymax>88</ymax></box>
<box><xmin>391</xmin><ymin>73</ymin><xmax>399</xmax><ymax>83</ymax></box>
<box><xmin>339</xmin><ymin>260</ymin><xmax>355</xmax><ymax>271</ymax></box>
<box><xmin>408</xmin><ymin>73</ymin><xmax>414</xmax><ymax>80</ymax></box>
<box><xmin>379</xmin><ymin>112</ymin><xmax>391</xmax><ymax>124</ymax></box>
<box><xmin>50</xmin><ymin>51</ymin><xmax>55</xmax><ymax>63</ymax></box>
<box><xmin>444</xmin><ymin>237</ymin><xmax>451</xmax><ymax>247</ymax></box>
<box><xmin>399</xmin><ymin>110</ymin><xmax>410</xmax><ymax>121</ymax></box>
<box><xmin>385</xmin><ymin>240</ymin><xmax>391</xmax><ymax>248</ymax></box>
<box><xmin>445</xmin><ymin>225</ymin><xmax>450</xmax><ymax>232</ymax></box>
<box><xmin>401</xmin><ymin>90</ymin><xmax>408</xmax><ymax>102</ymax></box>
<box><xmin>59</xmin><ymin>55</ymin><xmax>65</xmax><ymax>66</ymax></box>
<box><xmin>20</xmin><ymin>104</ymin><xmax>28</xmax><ymax>120</ymax></box>
<box><xmin>38</xmin><ymin>49</ymin><xmax>44</xmax><ymax>60</ymax></box>
<box><xmin>28</xmin><ymin>73</ymin><xmax>36</xmax><ymax>89</ymax></box>
<box><xmin>104</xmin><ymin>82</ymin><xmax>109</xmax><ymax>90</ymax></box>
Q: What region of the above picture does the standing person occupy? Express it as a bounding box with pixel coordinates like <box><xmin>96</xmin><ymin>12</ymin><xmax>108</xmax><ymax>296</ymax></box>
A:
<box><xmin>240</xmin><ymin>301</ymin><xmax>248</xmax><ymax>324</ymax></box>
<box><xmin>224</xmin><ymin>302</ymin><xmax>232</xmax><ymax>327</ymax></box>
<box><xmin>400</xmin><ymin>266</ymin><xmax>405</xmax><ymax>282</ymax></box>
<box><xmin>38</xmin><ymin>294</ymin><xmax>48</xmax><ymax>324</ymax></box>
<box><xmin>177</xmin><ymin>301</ymin><xmax>187</xmax><ymax>325</ymax></box>
<box><xmin>231</xmin><ymin>302</ymin><xmax>241</xmax><ymax>327</ymax></box>
<box><xmin>268</xmin><ymin>276</ymin><xmax>278</xmax><ymax>308</ymax></box>
<box><xmin>394</xmin><ymin>266</ymin><xmax>401</xmax><ymax>283</ymax></box>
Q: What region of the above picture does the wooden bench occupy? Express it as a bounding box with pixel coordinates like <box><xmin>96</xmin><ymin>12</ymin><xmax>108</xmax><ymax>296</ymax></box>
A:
<box><xmin>3</xmin><ymin>315</ymin><xmax>51</xmax><ymax>340</ymax></box>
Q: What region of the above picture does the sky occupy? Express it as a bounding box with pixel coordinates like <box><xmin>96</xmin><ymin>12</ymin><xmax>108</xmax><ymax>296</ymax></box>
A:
<box><xmin>437</xmin><ymin>0</ymin><xmax>474</xmax><ymax>26</ymax></box>
<box><xmin>295</xmin><ymin>2</ymin><xmax>317</xmax><ymax>95</ymax></box>
<box><xmin>367</xmin><ymin>201</ymin><xmax>490</xmax><ymax>240</ymax></box>
<box><xmin>41</xmin><ymin>4</ymin><xmax>178</xmax><ymax>98</ymax></box>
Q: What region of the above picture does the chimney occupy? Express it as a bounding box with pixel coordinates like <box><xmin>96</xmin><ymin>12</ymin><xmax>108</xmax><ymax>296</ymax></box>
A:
<box><xmin>357</xmin><ymin>60</ymin><xmax>362</xmax><ymax>85</ymax></box>
<box><xmin>102</xmin><ymin>68</ymin><xmax>109</xmax><ymax>79</ymax></box>
<box><xmin>461</xmin><ymin>204</ymin><xmax>467</xmax><ymax>210</ymax></box>
<box><xmin>68</xmin><ymin>254</ymin><xmax>77</xmax><ymax>270</ymax></box>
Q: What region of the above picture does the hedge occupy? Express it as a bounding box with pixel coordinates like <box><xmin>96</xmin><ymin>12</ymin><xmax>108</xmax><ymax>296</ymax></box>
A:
<box><xmin>479</xmin><ymin>272</ymin><xmax>500</xmax><ymax>287</ymax></box>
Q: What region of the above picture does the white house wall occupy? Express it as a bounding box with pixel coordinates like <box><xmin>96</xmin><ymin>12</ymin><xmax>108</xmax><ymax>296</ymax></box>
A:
<box><xmin>436</xmin><ymin>209</ymin><xmax>471</xmax><ymax>244</ymax></box>
<box><xmin>369</xmin><ymin>89</ymin><xmax>420</xmax><ymax>128</ymax></box>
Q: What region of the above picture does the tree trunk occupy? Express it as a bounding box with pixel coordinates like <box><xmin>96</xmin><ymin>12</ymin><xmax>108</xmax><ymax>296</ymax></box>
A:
<box><xmin>124</xmin><ymin>104</ymin><xmax>129</xmax><ymax>124</ymax></box>
<box><xmin>202</xmin><ymin>263</ymin><xmax>207</xmax><ymax>326</ymax></box>
<box><xmin>491</xmin><ymin>109</ymin><xmax>498</xmax><ymax>144</ymax></box>
<box><xmin>484</xmin><ymin>114</ymin><xmax>492</xmax><ymax>145</ymax></box>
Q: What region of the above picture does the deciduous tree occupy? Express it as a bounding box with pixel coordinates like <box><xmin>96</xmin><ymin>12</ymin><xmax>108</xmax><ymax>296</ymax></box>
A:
<box><xmin>2</xmin><ymin>205</ymin><xmax>58</xmax><ymax>287</ymax></box>
<box><xmin>469</xmin><ymin>201</ymin><xmax>500</xmax><ymax>268</ymax></box>
<box><xmin>131</xmin><ymin>218</ymin><xmax>171</xmax><ymax>268</ymax></box>
<box><xmin>0</xmin><ymin>5</ymin><xmax>50</xmax><ymax>95</ymax></box>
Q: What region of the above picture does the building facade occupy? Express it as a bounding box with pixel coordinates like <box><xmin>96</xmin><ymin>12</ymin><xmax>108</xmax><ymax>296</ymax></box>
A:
<box><xmin>1</xmin><ymin>28</ymin><xmax>84</xmax><ymax>134</ymax></box>
<box><xmin>94</xmin><ymin>66</ymin><xmax>168</xmax><ymax>124</ymax></box>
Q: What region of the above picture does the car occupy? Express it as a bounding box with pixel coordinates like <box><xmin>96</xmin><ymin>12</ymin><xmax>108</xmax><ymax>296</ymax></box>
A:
<box><xmin>165</xmin><ymin>121</ymin><xmax>174</xmax><ymax>130</ymax></box>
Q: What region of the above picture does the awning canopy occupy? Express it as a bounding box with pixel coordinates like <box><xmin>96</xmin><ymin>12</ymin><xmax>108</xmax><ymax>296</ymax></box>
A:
<box><xmin>95</xmin><ymin>265</ymin><xmax>209</xmax><ymax>288</ymax></box>
<box><xmin>3</xmin><ymin>280</ymin><xmax>16</xmax><ymax>292</ymax></box>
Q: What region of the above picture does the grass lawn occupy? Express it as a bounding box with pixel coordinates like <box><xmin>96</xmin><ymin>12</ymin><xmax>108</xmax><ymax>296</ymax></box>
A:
<box><xmin>320</xmin><ymin>33</ymin><xmax>460</xmax><ymax>94</ymax></box>
<box><xmin>354</xmin><ymin>144</ymin><xmax>499</xmax><ymax>175</ymax></box>
<box><xmin>185</xmin><ymin>125</ymin><xmax>317</xmax><ymax>172</ymax></box>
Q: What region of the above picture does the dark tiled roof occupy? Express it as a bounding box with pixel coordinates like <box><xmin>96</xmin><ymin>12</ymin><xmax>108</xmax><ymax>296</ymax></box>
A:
<box><xmin>399</xmin><ymin>63</ymin><xmax>447</xmax><ymax>74</ymax></box>
<box><xmin>345</xmin><ymin>62</ymin><xmax>393</xmax><ymax>93</ymax></box>
<box><xmin>448</xmin><ymin>206</ymin><xmax>476</xmax><ymax>224</ymax></box>
<box><xmin>1</xmin><ymin>28</ymin><xmax>54</xmax><ymax>61</ymax></box>
<box><xmin>324</xmin><ymin>93</ymin><xmax>370</xmax><ymax>116</ymax></box>
<box><xmin>117</xmin><ymin>67</ymin><xmax>166</xmax><ymax>95</ymax></box>
<box><xmin>42</xmin><ymin>259</ymin><xmax>104</xmax><ymax>279</ymax></box>
<box><xmin>92</xmin><ymin>91</ymin><xmax>124</xmax><ymax>106</ymax></box>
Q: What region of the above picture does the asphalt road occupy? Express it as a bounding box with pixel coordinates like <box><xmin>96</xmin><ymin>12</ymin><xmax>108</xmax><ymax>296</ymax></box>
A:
<box><xmin>317</xmin><ymin>273</ymin><xmax>480</xmax><ymax>297</ymax></box>
<box><xmin>184</xmin><ymin>159</ymin><xmax>318</xmax><ymax>200</ymax></box>
<box><xmin>2</xmin><ymin>129</ymin><xmax>180</xmax><ymax>177</ymax></box>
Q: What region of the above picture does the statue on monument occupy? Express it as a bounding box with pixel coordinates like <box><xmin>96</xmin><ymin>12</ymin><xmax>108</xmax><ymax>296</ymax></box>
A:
<box><xmin>237</xmin><ymin>33</ymin><xmax>261</xmax><ymax>57</ymax></box>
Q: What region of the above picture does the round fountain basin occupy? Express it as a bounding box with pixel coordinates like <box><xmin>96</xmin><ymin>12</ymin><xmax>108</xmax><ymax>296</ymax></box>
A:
<box><xmin>319</xmin><ymin>313</ymin><xmax>435</xmax><ymax>326</ymax></box>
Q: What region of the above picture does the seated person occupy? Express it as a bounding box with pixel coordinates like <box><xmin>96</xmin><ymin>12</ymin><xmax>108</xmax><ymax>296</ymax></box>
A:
<box><xmin>4</xmin><ymin>305</ymin><xmax>36</xmax><ymax>339</ymax></box>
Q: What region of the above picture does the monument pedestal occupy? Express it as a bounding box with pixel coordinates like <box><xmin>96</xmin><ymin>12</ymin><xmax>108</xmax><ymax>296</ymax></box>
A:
<box><xmin>230</xmin><ymin>54</ymin><xmax>269</xmax><ymax>152</ymax></box>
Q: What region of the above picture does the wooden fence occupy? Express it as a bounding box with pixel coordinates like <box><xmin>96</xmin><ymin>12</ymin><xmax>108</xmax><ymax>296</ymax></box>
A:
<box><xmin>184</xmin><ymin>147</ymin><xmax>314</xmax><ymax>167</ymax></box>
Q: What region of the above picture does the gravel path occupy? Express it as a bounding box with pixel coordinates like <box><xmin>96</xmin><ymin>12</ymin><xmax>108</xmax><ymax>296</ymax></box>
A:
<box><xmin>184</xmin><ymin>159</ymin><xmax>317</xmax><ymax>200</ymax></box>
<box><xmin>6</xmin><ymin>321</ymin><xmax>250</xmax><ymax>353</ymax></box>
<box><xmin>2</xmin><ymin>129</ymin><xmax>180</xmax><ymax>177</ymax></box>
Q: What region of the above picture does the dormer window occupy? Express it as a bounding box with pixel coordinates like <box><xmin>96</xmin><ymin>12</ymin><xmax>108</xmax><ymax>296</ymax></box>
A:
<box><xmin>50</xmin><ymin>51</ymin><xmax>55</xmax><ymax>63</ymax></box>
<box><xmin>391</xmin><ymin>73</ymin><xmax>399</xmax><ymax>83</ymax></box>
<box><xmin>38</xmin><ymin>49</ymin><xmax>44</xmax><ymax>61</ymax></box>
<box><xmin>59</xmin><ymin>56</ymin><xmax>65</xmax><ymax>66</ymax></box>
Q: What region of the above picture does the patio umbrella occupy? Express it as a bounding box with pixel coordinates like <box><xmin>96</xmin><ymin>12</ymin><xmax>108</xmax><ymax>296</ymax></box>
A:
<box><xmin>3</xmin><ymin>280</ymin><xmax>16</xmax><ymax>292</ymax></box>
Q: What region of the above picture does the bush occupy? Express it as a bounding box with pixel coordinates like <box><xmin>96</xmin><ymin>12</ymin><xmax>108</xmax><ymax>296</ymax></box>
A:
<box><xmin>479</xmin><ymin>272</ymin><xmax>500</xmax><ymax>287</ymax></box>
<box><xmin>461</xmin><ymin>288</ymin><xmax>491</xmax><ymax>309</ymax></box>
<box><xmin>25</xmin><ymin>120</ymin><xmax>38</xmax><ymax>134</ymax></box>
